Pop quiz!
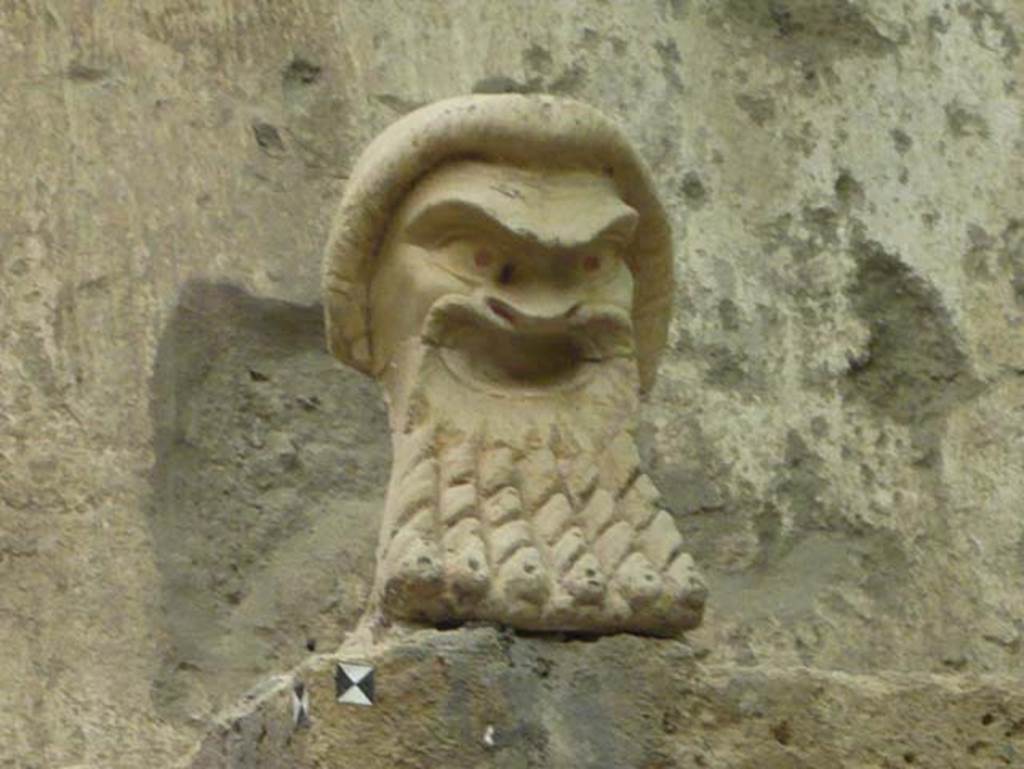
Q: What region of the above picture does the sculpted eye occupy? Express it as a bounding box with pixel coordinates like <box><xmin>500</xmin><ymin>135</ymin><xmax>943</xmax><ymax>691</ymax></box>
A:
<box><xmin>577</xmin><ymin>245</ymin><xmax>625</xmax><ymax>285</ymax></box>
<box><xmin>424</xmin><ymin>238</ymin><xmax>501</xmax><ymax>284</ymax></box>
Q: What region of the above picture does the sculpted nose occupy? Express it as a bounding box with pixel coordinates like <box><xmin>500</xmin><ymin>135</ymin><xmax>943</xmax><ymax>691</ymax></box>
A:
<box><xmin>486</xmin><ymin>296</ymin><xmax>581</xmax><ymax>328</ymax></box>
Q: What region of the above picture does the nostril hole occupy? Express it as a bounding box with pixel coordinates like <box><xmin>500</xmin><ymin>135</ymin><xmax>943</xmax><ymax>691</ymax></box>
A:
<box><xmin>498</xmin><ymin>263</ymin><xmax>515</xmax><ymax>285</ymax></box>
<box><xmin>487</xmin><ymin>298</ymin><xmax>517</xmax><ymax>324</ymax></box>
<box><xmin>565</xmin><ymin>303</ymin><xmax>581</xmax><ymax>318</ymax></box>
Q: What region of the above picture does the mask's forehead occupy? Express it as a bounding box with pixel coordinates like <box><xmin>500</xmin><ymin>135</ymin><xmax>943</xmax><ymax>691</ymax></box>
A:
<box><xmin>395</xmin><ymin>161</ymin><xmax>638</xmax><ymax>249</ymax></box>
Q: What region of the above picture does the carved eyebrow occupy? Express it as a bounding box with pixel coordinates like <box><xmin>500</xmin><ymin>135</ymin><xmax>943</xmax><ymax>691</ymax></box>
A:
<box><xmin>588</xmin><ymin>209</ymin><xmax>639</xmax><ymax>249</ymax></box>
<box><xmin>404</xmin><ymin>200</ymin><xmax>520</xmax><ymax>247</ymax></box>
<box><xmin>403</xmin><ymin>199</ymin><xmax>638</xmax><ymax>251</ymax></box>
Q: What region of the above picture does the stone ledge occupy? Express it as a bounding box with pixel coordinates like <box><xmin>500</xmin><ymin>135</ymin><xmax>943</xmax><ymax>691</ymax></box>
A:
<box><xmin>190</xmin><ymin>627</ymin><xmax>1024</xmax><ymax>769</ymax></box>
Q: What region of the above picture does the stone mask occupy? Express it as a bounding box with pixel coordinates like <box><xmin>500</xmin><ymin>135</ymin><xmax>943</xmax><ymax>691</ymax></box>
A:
<box><xmin>324</xmin><ymin>95</ymin><xmax>706</xmax><ymax>636</ymax></box>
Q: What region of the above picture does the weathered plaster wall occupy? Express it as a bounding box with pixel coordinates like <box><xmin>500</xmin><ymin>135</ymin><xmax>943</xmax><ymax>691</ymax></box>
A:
<box><xmin>1</xmin><ymin>1</ymin><xmax>1021</xmax><ymax>766</ymax></box>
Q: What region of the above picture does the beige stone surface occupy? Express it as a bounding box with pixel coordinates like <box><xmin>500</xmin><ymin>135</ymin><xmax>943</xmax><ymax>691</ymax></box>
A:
<box><xmin>1</xmin><ymin>1</ymin><xmax>1021</xmax><ymax>766</ymax></box>
<box><xmin>191</xmin><ymin>627</ymin><xmax>1024</xmax><ymax>769</ymax></box>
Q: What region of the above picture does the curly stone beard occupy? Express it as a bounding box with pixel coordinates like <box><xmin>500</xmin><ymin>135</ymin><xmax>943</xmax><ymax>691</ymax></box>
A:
<box><xmin>370</xmin><ymin>296</ymin><xmax>705</xmax><ymax>636</ymax></box>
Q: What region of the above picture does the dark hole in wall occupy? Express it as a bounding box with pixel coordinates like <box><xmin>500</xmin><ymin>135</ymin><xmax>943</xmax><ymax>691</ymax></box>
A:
<box><xmin>841</xmin><ymin>234</ymin><xmax>985</xmax><ymax>432</ymax></box>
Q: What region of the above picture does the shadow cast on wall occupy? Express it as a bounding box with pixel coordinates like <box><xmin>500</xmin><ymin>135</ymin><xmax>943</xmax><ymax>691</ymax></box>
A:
<box><xmin>146</xmin><ymin>281</ymin><xmax>388</xmax><ymax>722</ymax></box>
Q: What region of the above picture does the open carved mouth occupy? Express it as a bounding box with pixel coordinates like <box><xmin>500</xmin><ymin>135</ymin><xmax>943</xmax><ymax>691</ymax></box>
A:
<box><xmin>422</xmin><ymin>296</ymin><xmax>633</xmax><ymax>393</ymax></box>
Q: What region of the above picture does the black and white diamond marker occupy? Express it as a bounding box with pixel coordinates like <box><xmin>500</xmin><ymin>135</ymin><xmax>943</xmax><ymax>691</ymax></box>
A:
<box><xmin>291</xmin><ymin>681</ymin><xmax>310</xmax><ymax>727</ymax></box>
<box><xmin>335</xmin><ymin>662</ymin><xmax>374</xmax><ymax>706</ymax></box>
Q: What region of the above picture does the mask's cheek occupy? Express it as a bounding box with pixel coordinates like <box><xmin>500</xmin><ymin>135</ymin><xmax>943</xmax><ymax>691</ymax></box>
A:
<box><xmin>369</xmin><ymin>245</ymin><xmax>473</xmax><ymax>374</ymax></box>
<box><xmin>583</xmin><ymin>262</ymin><xmax>635</xmax><ymax>314</ymax></box>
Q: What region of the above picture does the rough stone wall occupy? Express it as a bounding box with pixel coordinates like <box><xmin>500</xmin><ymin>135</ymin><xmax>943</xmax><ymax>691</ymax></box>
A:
<box><xmin>0</xmin><ymin>1</ymin><xmax>1021</xmax><ymax>767</ymax></box>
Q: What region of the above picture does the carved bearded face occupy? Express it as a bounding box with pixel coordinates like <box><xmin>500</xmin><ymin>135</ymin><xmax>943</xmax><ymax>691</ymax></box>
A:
<box><xmin>369</xmin><ymin>160</ymin><xmax>639</xmax><ymax>404</ymax></box>
<box><xmin>359</xmin><ymin>160</ymin><xmax>704</xmax><ymax>635</ymax></box>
